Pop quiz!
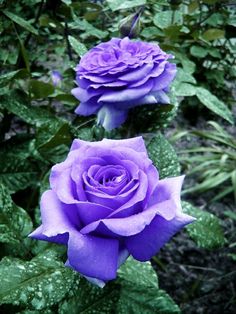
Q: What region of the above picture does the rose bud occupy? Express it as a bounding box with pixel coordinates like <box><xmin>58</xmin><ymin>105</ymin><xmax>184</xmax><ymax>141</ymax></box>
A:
<box><xmin>119</xmin><ymin>9</ymin><xmax>142</xmax><ymax>38</ymax></box>
<box><xmin>51</xmin><ymin>70</ymin><xmax>62</xmax><ymax>87</ymax></box>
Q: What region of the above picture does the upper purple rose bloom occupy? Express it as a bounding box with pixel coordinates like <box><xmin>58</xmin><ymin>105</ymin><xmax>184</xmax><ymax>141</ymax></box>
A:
<box><xmin>29</xmin><ymin>137</ymin><xmax>194</xmax><ymax>286</ymax></box>
<box><xmin>72</xmin><ymin>37</ymin><xmax>177</xmax><ymax>130</ymax></box>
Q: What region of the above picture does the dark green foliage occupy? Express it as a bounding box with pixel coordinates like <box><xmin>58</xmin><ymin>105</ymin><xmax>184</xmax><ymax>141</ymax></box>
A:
<box><xmin>59</xmin><ymin>258</ymin><xmax>180</xmax><ymax>314</ymax></box>
<box><xmin>0</xmin><ymin>0</ymin><xmax>235</xmax><ymax>313</ymax></box>
<box><xmin>0</xmin><ymin>249</ymin><xmax>78</xmax><ymax>310</ymax></box>
<box><xmin>0</xmin><ymin>184</ymin><xmax>32</xmax><ymax>246</ymax></box>
<box><xmin>179</xmin><ymin>121</ymin><xmax>236</xmax><ymax>201</ymax></box>
<box><xmin>182</xmin><ymin>201</ymin><xmax>225</xmax><ymax>249</ymax></box>
<box><xmin>147</xmin><ymin>133</ymin><xmax>180</xmax><ymax>178</ymax></box>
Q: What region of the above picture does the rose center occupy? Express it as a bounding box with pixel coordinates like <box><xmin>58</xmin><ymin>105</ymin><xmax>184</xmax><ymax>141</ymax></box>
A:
<box><xmin>98</xmin><ymin>168</ymin><xmax>126</xmax><ymax>187</ymax></box>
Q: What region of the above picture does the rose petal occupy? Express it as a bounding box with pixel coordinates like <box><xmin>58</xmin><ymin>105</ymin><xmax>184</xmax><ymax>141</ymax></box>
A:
<box><xmin>76</xmin><ymin>202</ymin><xmax>113</xmax><ymax>225</ymax></box>
<box><xmin>109</xmin><ymin>170</ymin><xmax>148</xmax><ymax>218</ymax></box>
<box><xmin>75</xmin><ymin>98</ymin><xmax>101</xmax><ymax>116</ymax></box>
<box><xmin>119</xmin><ymin>62</ymin><xmax>154</xmax><ymax>82</ymax></box>
<box><xmin>51</xmin><ymin>167</ymin><xmax>79</xmax><ymax>204</ymax></box>
<box><xmin>30</xmin><ymin>190</ymin><xmax>80</xmax><ymax>238</ymax></box>
<box><xmin>85</xmin><ymin>183</ymin><xmax>136</xmax><ymax>210</ymax></box>
<box><xmin>71</xmin><ymin>157</ymin><xmax>107</xmax><ymax>201</ymax></box>
<box><xmin>70</xmin><ymin>136</ymin><xmax>147</xmax><ymax>155</ymax></box>
<box><xmin>80</xmin><ymin>199</ymin><xmax>177</xmax><ymax>237</ymax></box>
<box><xmin>125</xmin><ymin>213</ymin><xmax>195</xmax><ymax>261</ymax></box>
<box><xmin>67</xmin><ymin>230</ymin><xmax>119</xmax><ymax>280</ymax></box>
<box><xmin>97</xmin><ymin>105</ymin><xmax>128</xmax><ymax>131</ymax></box>
<box><xmin>71</xmin><ymin>87</ymin><xmax>101</xmax><ymax>102</ymax></box>
<box><xmin>148</xmin><ymin>176</ymin><xmax>184</xmax><ymax>208</ymax></box>
<box><xmin>98</xmin><ymin>80</ymin><xmax>153</xmax><ymax>103</ymax></box>
<box><xmin>152</xmin><ymin>63</ymin><xmax>177</xmax><ymax>91</ymax></box>
<box><xmin>129</xmin><ymin>61</ymin><xmax>167</xmax><ymax>88</ymax></box>
<box><xmin>29</xmin><ymin>225</ymin><xmax>68</xmax><ymax>245</ymax></box>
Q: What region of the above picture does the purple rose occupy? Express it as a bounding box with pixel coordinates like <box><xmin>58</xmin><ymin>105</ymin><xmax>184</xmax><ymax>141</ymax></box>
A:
<box><xmin>72</xmin><ymin>37</ymin><xmax>177</xmax><ymax>130</ymax></box>
<box><xmin>51</xmin><ymin>70</ymin><xmax>62</xmax><ymax>87</ymax></box>
<box><xmin>29</xmin><ymin>137</ymin><xmax>194</xmax><ymax>286</ymax></box>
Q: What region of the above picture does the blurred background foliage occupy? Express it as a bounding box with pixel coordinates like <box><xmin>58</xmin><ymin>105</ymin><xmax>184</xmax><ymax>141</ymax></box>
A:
<box><xmin>0</xmin><ymin>0</ymin><xmax>235</xmax><ymax>313</ymax></box>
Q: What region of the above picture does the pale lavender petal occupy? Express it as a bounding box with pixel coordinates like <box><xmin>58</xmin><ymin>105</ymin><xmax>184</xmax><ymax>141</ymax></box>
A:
<box><xmin>97</xmin><ymin>106</ymin><xmax>128</xmax><ymax>131</ymax></box>
<box><xmin>53</xmin><ymin>167</ymin><xmax>78</xmax><ymax>204</ymax></box>
<box><xmin>35</xmin><ymin>190</ymin><xmax>80</xmax><ymax>237</ymax></box>
<box><xmin>29</xmin><ymin>225</ymin><xmax>68</xmax><ymax>245</ymax></box>
<box><xmin>117</xmin><ymin>248</ymin><xmax>129</xmax><ymax>267</ymax></box>
<box><xmin>153</xmin><ymin>90</ymin><xmax>170</xmax><ymax>104</ymax></box>
<box><xmin>83</xmin><ymin>275</ymin><xmax>106</xmax><ymax>288</ymax></box>
<box><xmin>91</xmin><ymin>81</ymin><xmax>127</xmax><ymax>88</ymax></box>
<box><xmin>70</xmin><ymin>136</ymin><xmax>147</xmax><ymax>154</ymax></box>
<box><xmin>148</xmin><ymin>176</ymin><xmax>185</xmax><ymax>208</ymax></box>
<box><xmin>51</xmin><ymin>70</ymin><xmax>62</xmax><ymax>87</ymax></box>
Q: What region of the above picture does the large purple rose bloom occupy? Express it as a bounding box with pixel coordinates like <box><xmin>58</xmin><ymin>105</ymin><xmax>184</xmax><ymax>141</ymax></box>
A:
<box><xmin>72</xmin><ymin>37</ymin><xmax>177</xmax><ymax>130</ymax></box>
<box><xmin>29</xmin><ymin>137</ymin><xmax>194</xmax><ymax>286</ymax></box>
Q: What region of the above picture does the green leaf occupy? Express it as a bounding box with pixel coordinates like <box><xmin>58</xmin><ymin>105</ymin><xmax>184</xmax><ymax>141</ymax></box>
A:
<box><xmin>174</xmin><ymin>68</ymin><xmax>196</xmax><ymax>84</ymax></box>
<box><xmin>164</xmin><ymin>25</ymin><xmax>182</xmax><ymax>41</ymax></box>
<box><xmin>175</xmin><ymin>83</ymin><xmax>197</xmax><ymax>97</ymax></box>
<box><xmin>224</xmin><ymin>210</ymin><xmax>236</xmax><ymax>221</ymax></box>
<box><xmin>71</xmin><ymin>19</ymin><xmax>108</xmax><ymax>40</ymax></box>
<box><xmin>15</xmin><ymin>31</ymin><xmax>30</xmax><ymax>72</ymax></box>
<box><xmin>130</xmin><ymin>87</ymin><xmax>179</xmax><ymax>133</ymax></box>
<box><xmin>3</xmin><ymin>10</ymin><xmax>38</xmax><ymax>35</ymax></box>
<box><xmin>29</xmin><ymin>80</ymin><xmax>55</xmax><ymax>99</ymax></box>
<box><xmin>196</xmin><ymin>87</ymin><xmax>234</xmax><ymax>124</ymax></box>
<box><xmin>0</xmin><ymin>184</ymin><xmax>32</xmax><ymax>246</ymax></box>
<box><xmin>132</xmin><ymin>101</ymin><xmax>178</xmax><ymax>133</ymax></box>
<box><xmin>172</xmin><ymin>68</ymin><xmax>197</xmax><ymax>97</ymax></box>
<box><xmin>174</xmin><ymin>52</ymin><xmax>196</xmax><ymax>74</ymax></box>
<box><xmin>228</xmin><ymin>253</ymin><xmax>236</xmax><ymax>262</ymax></box>
<box><xmin>147</xmin><ymin>133</ymin><xmax>180</xmax><ymax>179</ymax></box>
<box><xmin>0</xmin><ymin>249</ymin><xmax>78</xmax><ymax>310</ymax></box>
<box><xmin>141</xmin><ymin>26</ymin><xmax>163</xmax><ymax>39</ymax></box>
<box><xmin>117</xmin><ymin>258</ymin><xmax>180</xmax><ymax>314</ymax></box>
<box><xmin>72</xmin><ymin>126</ymin><xmax>93</xmax><ymax>142</ymax></box>
<box><xmin>118</xmin><ymin>288</ymin><xmax>180</xmax><ymax>314</ymax></box>
<box><xmin>107</xmin><ymin>0</ymin><xmax>146</xmax><ymax>11</ymax></box>
<box><xmin>68</xmin><ymin>36</ymin><xmax>87</xmax><ymax>57</ymax></box>
<box><xmin>0</xmin><ymin>69</ymin><xmax>29</xmax><ymax>87</ymax></box>
<box><xmin>0</xmin><ymin>92</ymin><xmax>62</xmax><ymax>126</ymax></box>
<box><xmin>202</xmin><ymin>29</ymin><xmax>225</xmax><ymax>41</ymax></box>
<box><xmin>59</xmin><ymin>279</ymin><xmax>120</xmax><ymax>314</ymax></box>
<box><xmin>62</xmin><ymin>0</ymin><xmax>72</xmax><ymax>4</ymax></box>
<box><xmin>0</xmin><ymin>158</ymin><xmax>38</xmax><ymax>193</ymax></box>
<box><xmin>190</xmin><ymin>45</ymin><xmax>208</xmax><ymax>58</ymax></box>
<box><xmin>36</xmin><ymin>121</ymin><xmax>71</xmax><ymax>163</ymax></box>
<box><xmin>59</xmin><ymin>258</ymin><xmax>180</xmax><ymax>314</ymax></box>
<box><xmin>118</xmin><ymin>258</ymin><xmax>158</xmax><ymax>288</ymax></box>
<box><xmin>182</xmin><ymin>201</ymin><xmax>225</xmax><ymax>249</ymax></box>
<box><xmin>154</xmin><ymin>10</ymin><xmax>182</xmax><ymax>29</ymax></box>
<box><xmin>0</xmin><ymin>136</ymin><xmax>39</xmax><ymax>193</ymax></box>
